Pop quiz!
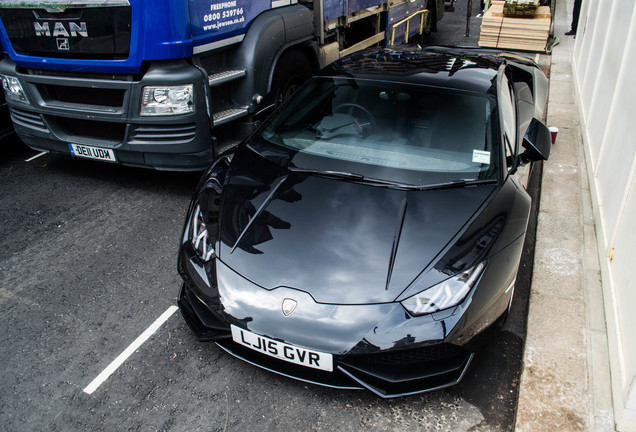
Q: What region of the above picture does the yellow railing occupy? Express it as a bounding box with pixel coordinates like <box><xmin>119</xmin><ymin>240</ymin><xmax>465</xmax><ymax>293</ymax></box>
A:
<box><xmin>390</xmin><ymin>9</ymin><xmax>429</xmax><ymax>45</ymax></box>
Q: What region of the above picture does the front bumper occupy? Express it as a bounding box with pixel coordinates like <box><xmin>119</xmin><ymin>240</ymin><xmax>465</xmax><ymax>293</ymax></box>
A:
<box><xmin>0</xmin><ymin>58</ymin><xmax>213</xmax><ymax>170</ymax></box>
<box><xmin>176</xmin><ymin>241</ymin><xmax>511</xmax><ymax>398</ymax></box>
<box><xmin>178</xmin><ymin>281</ymin><xmax>474</xmax><ymax>398</ymax></box>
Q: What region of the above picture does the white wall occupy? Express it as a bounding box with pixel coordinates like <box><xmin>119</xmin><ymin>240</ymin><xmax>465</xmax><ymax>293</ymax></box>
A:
<box><xmin>572</xmin><ymin>0</ymin><xmax>636</xmax><ymax>429</ymax></box>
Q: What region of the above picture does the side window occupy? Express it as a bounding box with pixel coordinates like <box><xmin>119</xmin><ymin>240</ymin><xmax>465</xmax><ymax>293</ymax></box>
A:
<box><xmin>499</xmin><ymin>74</ymin><xmax>516</xmax><ymax>170</ymax></box>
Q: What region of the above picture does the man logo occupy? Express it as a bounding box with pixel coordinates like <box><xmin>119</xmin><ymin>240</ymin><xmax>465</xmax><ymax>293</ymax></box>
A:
<box><xmin>34</xmin><ymin>22</ymin><xmax>88</xmax><ymax>38</ymax></box>
<box><xmin>282</xmin><ymin>298</ymin><xmax>297</xmax><ymax>317</ymax></box>
<box><xmin>56</xmin><ymin>38</ymin><xmax>70</xmax><ymax>51</ymax></box>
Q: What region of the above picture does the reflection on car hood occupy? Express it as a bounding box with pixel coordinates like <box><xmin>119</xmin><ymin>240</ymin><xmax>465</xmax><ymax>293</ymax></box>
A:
<box><xmin>218</xmin><ymin>167</ymin><xmax>496</xmax><ymax>305</ymax></box>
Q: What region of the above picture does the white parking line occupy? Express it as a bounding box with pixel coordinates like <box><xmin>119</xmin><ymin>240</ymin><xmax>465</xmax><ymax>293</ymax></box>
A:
<box><xmin>83</xmin><ymin>305</ymin><xmax>178</xmax><ymax>395</ymax></box>
<box><xmin>25</xmin><ymin>151</ymin><xmax>48</xmax><ymax>162</ymax></box>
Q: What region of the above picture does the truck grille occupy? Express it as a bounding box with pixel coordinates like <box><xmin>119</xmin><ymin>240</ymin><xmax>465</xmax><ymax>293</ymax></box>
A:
<box><xmin>10</xmin><ymin>108</ymin><xmax>48</xmax><ymax>132</ymax></box>
<box><xmin>0</xmin><ymin>5</ymin><xmax>131</xmax><ymax>59</ymax></box>
<box><xmin>36</xmin><ymin>84</ymin><xmax>126</xmax><ymax>109</ymax></box>
<box><xmin>131</xmin><ymin>124</ymin><xmax>197</xmax><ymax>144</ymax></box>
<box><xmin>52</xmin><ymin>117</ymin><xmax>126</xmax><ymax>143</ymax></box>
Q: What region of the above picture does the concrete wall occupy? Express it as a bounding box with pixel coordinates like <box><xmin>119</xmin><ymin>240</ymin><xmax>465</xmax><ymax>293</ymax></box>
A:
<box><xmin>572</xmin><ymin>0</ymin><xmax>636</xmax><ymax>429</ymax></box>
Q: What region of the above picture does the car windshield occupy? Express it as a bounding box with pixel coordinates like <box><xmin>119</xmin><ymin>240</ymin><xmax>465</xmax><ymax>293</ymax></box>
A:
<box><xmin>254</xmin><ymin>77</ymin><xmax>498</xmax><ymax>185</ymax></box>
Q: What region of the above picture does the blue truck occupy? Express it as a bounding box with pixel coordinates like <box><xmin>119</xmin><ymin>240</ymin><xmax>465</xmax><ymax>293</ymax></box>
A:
<box><xmin>0</xmin><ymin>0</ymin><xmax>444</xmax><ymax>170</ymax></box>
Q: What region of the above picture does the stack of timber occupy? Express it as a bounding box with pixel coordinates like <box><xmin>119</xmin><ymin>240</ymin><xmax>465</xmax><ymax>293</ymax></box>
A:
<box><xmin>503</xmin><ymin>0</ymin><xmax>539</xmax><ymax>17</ymax></box>
<box><xmin>479</xmin><ymin>2</ymin><xmax>551</xmax><ymax>51</ymax></box>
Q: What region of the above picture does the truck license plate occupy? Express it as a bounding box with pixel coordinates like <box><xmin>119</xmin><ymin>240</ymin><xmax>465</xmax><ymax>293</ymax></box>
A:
<box><xmin>68</xmin><ymin>143</ymin><xmax>116</xmax><ymax>163</ymax></box>
<box><xmin>231</xmin><ymin>325</ymin><xmax>333</xmax><ymax>372</ymax></box>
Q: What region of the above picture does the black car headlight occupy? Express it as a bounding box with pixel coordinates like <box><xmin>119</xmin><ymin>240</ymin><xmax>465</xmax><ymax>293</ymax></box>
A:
<box><xmin>401</xmin><ymin>262</ymin><xmax>486</xmax><ymax>316</ymax></box>
<box><xmin>190</xmin><ymin>203</ymin><xmax>216</xmax><ymax>262</ymax></box>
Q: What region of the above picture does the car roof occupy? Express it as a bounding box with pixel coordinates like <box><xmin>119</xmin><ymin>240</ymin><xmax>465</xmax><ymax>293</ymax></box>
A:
<box><xmin>318</xmin><ymin>46</ymin><xmax>506</xmax><ymax>95</ymax></box>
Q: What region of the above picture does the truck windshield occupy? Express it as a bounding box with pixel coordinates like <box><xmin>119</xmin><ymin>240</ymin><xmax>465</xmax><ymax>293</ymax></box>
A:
<box><xmin>256</xmin><ymin>77</ymin><xmax>497</xmax><ymax>185</ymax></box>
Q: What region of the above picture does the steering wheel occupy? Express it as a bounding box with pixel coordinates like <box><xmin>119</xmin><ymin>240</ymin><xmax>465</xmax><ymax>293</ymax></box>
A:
<box><xmin>333</xmin><ymin>103</ymin><xmax>376</xmax><ymax>134</ymax></box>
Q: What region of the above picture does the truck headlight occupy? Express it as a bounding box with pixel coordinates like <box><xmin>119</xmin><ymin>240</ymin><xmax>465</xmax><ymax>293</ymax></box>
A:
<box><xmin>401</xmin><ymin>262</ymin><xmax>486</xmax><ymax>316</ymax></box>
<box><xmin>140</xmin><ymin>84</ymin><xmax>193</xmax><ymax>116</ymax></box>
<box><xmin>1</xmin><ymin>76</ymin><xmax>29</xmax><ymax>104</ymax></box>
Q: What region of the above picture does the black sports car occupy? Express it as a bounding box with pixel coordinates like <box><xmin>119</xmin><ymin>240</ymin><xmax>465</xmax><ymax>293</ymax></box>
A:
<box><xmin>177</xmin><ymin>46</ymin><xmax>551</xmax><ymax>398</ymax></box>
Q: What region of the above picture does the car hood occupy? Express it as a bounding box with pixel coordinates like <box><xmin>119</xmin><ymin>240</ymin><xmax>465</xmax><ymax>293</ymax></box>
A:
<box><xmin>217</xmin><ymin>168</ymin><xmax>496</xmax><ymax>305</ymax></box>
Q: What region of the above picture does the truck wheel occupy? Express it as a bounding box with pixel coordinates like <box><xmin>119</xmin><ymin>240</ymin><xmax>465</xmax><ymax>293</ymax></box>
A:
<box><xmin>430</xmin><ymin>3</ymin><xmax>438</xmax><ymax>33</ymax></box>
<box><xmin>272</xmin><ymin>50</ymin><xmax>313</xmax><ymax>100</ymax></box>
<box><xmin>410</xmin><ymin>8</ymin><xmax>433</xmax><ymax>44</ymax></box>
<box><xmin>422</xmin><ymin>8</ymin><xmax>434</xmax><ymax>38</ymax></box>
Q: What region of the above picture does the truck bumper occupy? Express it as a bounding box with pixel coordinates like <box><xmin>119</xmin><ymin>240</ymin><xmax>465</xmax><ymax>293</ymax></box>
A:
<box><xmin>0</xmin><ymin>58</ymin><xmax>214</xmax><ymax>171</ymax></box>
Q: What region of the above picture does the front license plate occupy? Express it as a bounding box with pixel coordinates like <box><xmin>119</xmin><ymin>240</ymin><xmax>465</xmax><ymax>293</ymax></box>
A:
<box><xmin>231</xmin><ymin>325</ymin><xmax>333</xmax><ymax>372</ymax></box>
<box><xmin>68</xmin><ymin>143</ymin><xmax>116</xmax><ymax>162</ymax></box>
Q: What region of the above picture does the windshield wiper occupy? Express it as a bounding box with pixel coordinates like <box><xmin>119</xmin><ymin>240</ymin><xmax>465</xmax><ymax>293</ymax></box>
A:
<box><xmin>288</xmin><ymin>167</ymin><xmax>410</xmax><ymax>187</ymax></box>
<box><xmin>288</xmin><ymin>167</ymin><xmax>498</xmax><ymax>190</ymax></box>
<box><xmin>413</xmin><ymin>178</ymin><xmax>498</xmax><ymax>191</ymax></box>
<box><xmin>288</xmin><ymin>167</ymin><xmax>365</xmax><ymax>181</ymax></box>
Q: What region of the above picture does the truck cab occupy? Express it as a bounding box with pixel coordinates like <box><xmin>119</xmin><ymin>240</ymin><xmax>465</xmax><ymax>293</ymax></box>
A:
<box><xmin>0</xmin><ymin>0</ymin><xmax>444</xmax><ymax>170</ymax></box>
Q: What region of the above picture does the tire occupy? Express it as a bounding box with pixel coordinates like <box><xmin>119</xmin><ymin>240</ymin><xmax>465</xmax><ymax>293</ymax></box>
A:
<box><xmin>422</xmin><ymin>8</ymin><xmax>434</xmax><ymax>39</ymax></box>
<box><xmin>272</xmin><ymin>49</ymin><xmax>314</xmax><ymax>101</ymax></box>
<box><xmin>496</xmin><ymin>289</ymin><xmax>515</xmax><ymax>330</ymax></box>
<box><xmin>427</xmin><ymin>2</ymin><xmax>438</xmax><ymax>33</ymax></box>
<box><xmin>408</xmin><ymin>7</ymin><xmax>433</xmax><ymax>44</ymax></box>
<box><xmin>422</xmin><ymin>10</ymin><xmax>435</xmax><ymax>42</ymax></box>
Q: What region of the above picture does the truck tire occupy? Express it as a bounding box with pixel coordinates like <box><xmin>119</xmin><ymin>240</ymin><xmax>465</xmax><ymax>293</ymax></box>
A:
<box><xmin>421</xmin><ymin>8</ymin><xmax>434</xmax><ymax>39</ymax></box>
<box><xmin>410</xmin><ymin>8</ymin><xmax>433</xmax><ymax>44</ymax></box>
<box><xmin>430</xmin><ymin>2</ymin><xmax>439</xmax><ymax>33</ymax></box>
<box><xmin>272</xmin><ymin>50</ymin><xmax>313</xmax><ymax>100</ymax></box>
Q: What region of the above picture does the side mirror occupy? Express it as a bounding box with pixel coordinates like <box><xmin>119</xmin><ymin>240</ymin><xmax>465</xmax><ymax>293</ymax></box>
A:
<box><xmin>519</xmin><ymin>118</ymin><xmax>551</xmax><ymax>164</ymax></box>
<box><xmin>254</xmin><ymin>90</ymin><xmax>282</xmax><ymax>120</ymax></box>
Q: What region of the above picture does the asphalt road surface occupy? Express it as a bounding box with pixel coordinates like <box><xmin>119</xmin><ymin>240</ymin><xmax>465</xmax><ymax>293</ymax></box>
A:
<box><xmin>0</xmin><ymin>4</ymin><xmax>542</xmax><ymax>431</ymax></box>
